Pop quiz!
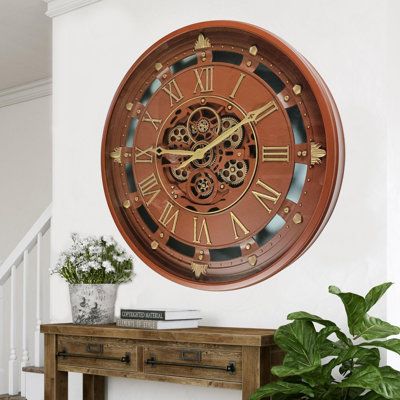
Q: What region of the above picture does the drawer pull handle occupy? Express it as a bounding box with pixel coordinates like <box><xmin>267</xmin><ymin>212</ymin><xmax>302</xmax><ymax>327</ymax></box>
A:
<box><xmin>57</xmin><ymin>351</ymin><xmax>130</xmax><ymax>364</ymax></box>
<box><xmin>146</xmin><ymin>357</ymin><xmax>236</xmax><ymax>374</ymax></box>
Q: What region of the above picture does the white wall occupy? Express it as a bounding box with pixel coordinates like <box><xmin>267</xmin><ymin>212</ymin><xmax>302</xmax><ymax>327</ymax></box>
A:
<box><xmin>386</xmin><ymin>0</ymin><xmax>400</xmax><ymax>369</ymax></box>
<box><xmin>0</xmin><ymin>94</ymin><xmax>52</xmax><ymax>393</ymax></box>
<box><xmin>0</xmin><ymin>95</ymin><xmax>52</xmax><ymax>262</ymax></box>
<box><xmin>51</xmin><ymin>1</ymin><xmax>392</xmax><ymax>399</ymax></box>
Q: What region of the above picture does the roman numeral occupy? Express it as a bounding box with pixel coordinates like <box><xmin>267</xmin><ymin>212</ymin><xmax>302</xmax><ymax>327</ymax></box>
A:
<box><xmin>193</xmin><ymin>217</ymin><xmax>211</xmax><ymax>245</ymax></box>
<box><xmin>159</xmin><ymin>202</ymin><xmax>179</xmax><ymax>234</ymax></box>
<box><xmin>142</xmin><ymin>111</ymin><xmax>162</xmax><ymax>131</ymax></box>
<box><xmin>162</xmin><ymin>79</ymin><xmax>184</xmax><ymax>107</ymax></box>
<box><xmin>230</xmin><ymin>212</ymin><xmax>249</xmax><ymax>240</ymax></box>
<box><xmin>255</xmin><ymin>100</ymin><xmax>278</xmax><ymax>123</ymax></box>
<box><xmin>252</xmin><ymin>179</ymin><xmax>281</xmax><ymax>213</ymax></box>
<box><xmin>135</xmin><ymin>146</ymin><xmax>153</xmax><ymax>163</ymax></box>
<box><xmin>193</xmin><ymin>67</ymin><xmax>214</xmax><ymax>93</ymax></box>
<box><xmin>229</xmin><ymin>73</ymin><xmax>246</xmax><ymax>99</ymax></box>
<box><xmin>262</xmin><ymin>146</ymin><xmax>290</xmax><ymax>162</ymax></box>
<box><xmin>138</xmin><ymin>173</ymin><xmax>160</xmax><ymax>205</ymax></box>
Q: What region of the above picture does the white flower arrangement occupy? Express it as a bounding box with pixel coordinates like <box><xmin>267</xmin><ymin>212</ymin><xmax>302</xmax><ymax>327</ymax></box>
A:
<box><xmin>51</xmin><ymin>233</ymin><xmax>134</xmax><ymax>284</ymax></box>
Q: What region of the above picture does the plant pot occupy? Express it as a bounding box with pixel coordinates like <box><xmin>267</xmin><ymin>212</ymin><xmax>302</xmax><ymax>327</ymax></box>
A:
<box><xmin>69</xmin><ymin>284</ymin><xmax>118</xmax><ymax>324</ymax></box>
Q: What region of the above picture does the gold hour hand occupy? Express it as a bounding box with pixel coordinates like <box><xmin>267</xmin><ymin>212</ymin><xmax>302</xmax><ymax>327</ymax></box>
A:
<box><xmin>153</xmin><ymin>147</ymin><xmax>195</xmax><ymax>157</ymax></box>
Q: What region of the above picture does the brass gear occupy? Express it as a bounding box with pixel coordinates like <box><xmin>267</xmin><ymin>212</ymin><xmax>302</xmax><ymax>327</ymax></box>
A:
<box><xmin>188</xmin><ymin>170</ymin><xmax>218</xmax><ymax>203</ymax></box>
<box><xmin>221</xmin><ymin>117</ymin><xmax>244</xmax><ymax>148</ymax></box>
<box><xmin>167</xmin><ymin>125</ymin><xmax>191</xmax><ymax>146</ymax></box>
<box><xmin>171</xmin><ymin>167</ymin><xmax>189</xmax><ymax>182</ymax></box>
<box><xmin>186</xmin><ymin>106</ymin><xmax>221</xmax><ymax>141</ymax></box>
<box><xmin>219</xmin><ymin>160</ymin><xmax>248</xmax><ymax>186</ymax></box>
<box><xmin>195</xmin><ymin>175</ymin><xmax>214</xmax><ymax>198</ymax></box>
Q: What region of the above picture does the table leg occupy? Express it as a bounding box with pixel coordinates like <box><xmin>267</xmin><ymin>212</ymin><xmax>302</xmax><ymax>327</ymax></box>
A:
<box><xmin>83</xmin><ymin>374</ymin><xmax>105</xmax><ymax>400</ymax></box>
<box><xmin>44</xmin><ymin>334</ymin><xmax>68</xmax><ymax>400</ymax></box>
<box><xmin>241</xmin><ymin>346</ymin><xmax>269</xmax><ymax>400</ymax></box>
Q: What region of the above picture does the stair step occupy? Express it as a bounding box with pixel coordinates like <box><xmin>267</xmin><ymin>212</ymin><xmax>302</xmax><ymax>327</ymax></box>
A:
<box><xmin>0</xmin><ymin>394</ymin><xmax>26</xmax><ymax>400</ymax></box>
<box><xmin>22</xmin><ymin>366</ymin><xmax>44</xmax><ymax>374</ymax></box>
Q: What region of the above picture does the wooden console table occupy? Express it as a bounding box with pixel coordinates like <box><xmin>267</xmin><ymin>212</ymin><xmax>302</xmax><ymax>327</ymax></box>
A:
<box><xmin>41</xmin><ymin>324</ymin><xmax>283</xmax><ymax>400</ymax></box>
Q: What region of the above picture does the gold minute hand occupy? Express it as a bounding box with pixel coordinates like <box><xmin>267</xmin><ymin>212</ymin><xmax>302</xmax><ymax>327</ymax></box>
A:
<box><xmin>178</xmin><ymin>101</ymin><xmax>278</xmax><ymax>169</ymax></box>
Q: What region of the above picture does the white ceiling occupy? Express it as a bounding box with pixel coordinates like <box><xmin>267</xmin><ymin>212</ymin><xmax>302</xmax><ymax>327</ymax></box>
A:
<box><xmin>0</xmin><ymin>0</ymin><xmax>51</xmax><ymax>91</ymax></box>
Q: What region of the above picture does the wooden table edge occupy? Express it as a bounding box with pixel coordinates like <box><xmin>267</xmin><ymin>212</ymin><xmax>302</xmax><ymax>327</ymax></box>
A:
<box><xmin>40</xmin><ymin>324</ymin><xmax>276</xmax><ymax>346</ymax></box>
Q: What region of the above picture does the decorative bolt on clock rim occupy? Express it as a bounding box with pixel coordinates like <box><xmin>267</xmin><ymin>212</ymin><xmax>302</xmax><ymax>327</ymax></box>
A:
<box><xmin>248</xmin><ymin>255</ymin><xmax>257</xmax><ymax>266</ymax></box>
<box><xmin>292</xmin><ymin>84</ymin><xmax>302</xmax><ymax>95</ymax></box>
<box><xmin>249</xmin><ymin>45</ymin><xmax>258</xmax><ymax>56</ymax></box>
<box><xmin>293</xmin><ymin>213</ymin><xmax>303</xmax><ymax>224</ymax></box>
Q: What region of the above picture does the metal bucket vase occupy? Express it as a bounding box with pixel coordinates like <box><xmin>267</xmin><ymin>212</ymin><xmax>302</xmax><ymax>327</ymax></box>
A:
<box><xmin>69</xmin><ymin>284</ymin><xmax>118</xmax><ymax>324</ymax></box>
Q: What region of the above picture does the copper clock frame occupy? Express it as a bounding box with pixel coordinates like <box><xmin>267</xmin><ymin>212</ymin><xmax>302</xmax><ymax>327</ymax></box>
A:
<box><xmin>101</xmin><ymin>21</ymin><xmax>344</xmax><ymax>290</ymax></box>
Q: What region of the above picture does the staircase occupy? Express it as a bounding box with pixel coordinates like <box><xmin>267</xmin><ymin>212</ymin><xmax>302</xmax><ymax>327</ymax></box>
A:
<box><xmin>0</xmin><ymin>205</ymin><xmax>51</xmax><ymax>399</ymax></box>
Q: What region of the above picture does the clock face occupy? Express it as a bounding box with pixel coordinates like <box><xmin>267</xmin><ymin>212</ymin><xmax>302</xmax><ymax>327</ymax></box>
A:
<box><xmin>101</xmin><ymin>21</ymin><xmax>344</xmax><ymax>290</ymax></box>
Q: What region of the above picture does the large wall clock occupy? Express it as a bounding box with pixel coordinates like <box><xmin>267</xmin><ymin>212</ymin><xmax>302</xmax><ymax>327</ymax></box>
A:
<box><xmin>101</xmin><ymin>21</ymin><xmax>344</xmax><ymax>290</ymax></box>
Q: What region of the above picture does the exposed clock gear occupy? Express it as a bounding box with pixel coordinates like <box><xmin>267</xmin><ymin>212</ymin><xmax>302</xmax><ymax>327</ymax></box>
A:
<box><xmin>194</xmin><ymin>174</ymin><xmax>214</xmax><ymax>197</ymax></box>
<box><xmin>221</xmin><ymin>117</ymin><xmax>244</xmax><ymax>148</ymax></box>
<box><xmin>191</xmin><ymin>141</ymin><xmax>217</xmax><ymax>169</ymax></box>
<box><xmin>188</xmin><ymin>170</ymin><xmax>219</xmax><ymax>204</ymax></box>
<box><xmin>167</xmin><ymin>125</ymin><xmax>191</xmax><ymax>147</ymax></box>
<box><xmin>219</xmin><ymin>159</ymin><xmax>248</xmax><ymax>186</ymax></box>
<box><xmin>187</xmin><ymin>106</ymin><xmax>221</xmax><ymax>142</ymax></box>
<box><xmin>170</xmin><ymin>166</ymin><xmax>189</xmax><ymax>182</ymax></box>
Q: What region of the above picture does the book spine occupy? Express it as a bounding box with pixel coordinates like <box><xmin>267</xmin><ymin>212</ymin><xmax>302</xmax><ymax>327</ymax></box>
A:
<box><xmin>116</xmin><ymin>318</ymin><xmax>158</xmax><ymax>329</ymax></box>
<box><xmin>120</xmin><ymin>309</ymin><xmax>166</xmax><ymax>320</ymax></box>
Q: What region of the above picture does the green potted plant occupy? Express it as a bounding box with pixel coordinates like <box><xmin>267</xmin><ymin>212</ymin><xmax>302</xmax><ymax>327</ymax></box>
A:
<box><xmin>251</xmin><ymin>283</ymin><xmax>400</xmax><ymax>400</ymax></box>
<box><xmin>51</xmin><ymin>233</ymin><xmax>134</xmax><ymax>324</ymax></box>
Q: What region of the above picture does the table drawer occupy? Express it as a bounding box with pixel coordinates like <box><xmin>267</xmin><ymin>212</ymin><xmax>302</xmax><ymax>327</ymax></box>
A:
<box><xmin>57</xmin><ymin>336</ymin><xmax>137</xmax><ymax>372</ymax></box>
<box><xmin>143</xmin><ymin>345</ymin><xmax>242</xmax><ymax>382</ymax></box>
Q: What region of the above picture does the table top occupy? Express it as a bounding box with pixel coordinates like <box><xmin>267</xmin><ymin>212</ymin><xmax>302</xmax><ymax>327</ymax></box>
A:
<box><xmin>41</xmin><ymin>324</ymin><xmax>276</xmax><ymax>347</ymax></box>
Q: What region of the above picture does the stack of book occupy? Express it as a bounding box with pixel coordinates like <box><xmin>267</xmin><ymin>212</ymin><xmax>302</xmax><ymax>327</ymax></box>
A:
<box><xmin>116</xmin><ymin>308</ymin><xmax>201</xmax><ymax>330</ymax></box>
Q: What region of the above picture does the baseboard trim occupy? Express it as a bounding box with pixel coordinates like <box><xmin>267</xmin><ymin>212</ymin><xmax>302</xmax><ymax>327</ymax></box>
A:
<box><xmin>0</xmin><ymin>368</ymin><xmax>6</xmax><ymax>396</ymax></box>
<box><xmin>0</xmin><ymin>78</ymin><xmax>52</xmax><ymax>109</ymax></box>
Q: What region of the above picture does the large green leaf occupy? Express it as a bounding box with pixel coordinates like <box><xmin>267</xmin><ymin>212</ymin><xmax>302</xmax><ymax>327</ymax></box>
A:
<box><xmin>321</xmin><ymin>346</ymin><xmax>380</xmax><ymax>381</ymax></box>
<box><xmin>289</xmin><ymin>312</ymin><xmax>351</xmax><ymax>350</ymax></box>
<box><xmin>375</xmin><ymin>366</ymin><xmax>400</xmax><ymax>398</ymax></box>
<box><xmin>329</xmin><ymin>285</ymin><xmax>400</xmax><ymax>340</ymax></box>
<box><xmin>272</xmin><ymin>362</ymin><xmax>319</xmax><ymax>378</ymax></box>
<box><xmin>365</xmin><ymin>283</ymin><xmax>393</xmax><ymax>312</ymax></box>
<box><xmin>274</xmin><ymin>320</ymin><xmax>321</xmax><ymax>371</ymax></box>
<box><xmin>357</xmin><ymin>392</ymin><xmax>388</xmax><ymax>400</ymax></box>
<box><xmin>337</xmin><ymin>365</ymin><xmax>381</xmax><ymax>391</ymax></box>
<box><xmin>354</xmin><ymin>316</ymin><xmax>400</xmax><ymax>340</ymax></box>
<box><xmin>329</xmin><ymin>285</ymin><xmax>367</xmax><ymax>335</ymax></box>
<box><xmin>360</xmin><ymin>339</ymin><xmax>400</xmax><ymax>356</ymax></box>
<box><xmin>338</xmin><ymin>365</ymin><xmax>400</xmax><ymax>399</ymax></box>
<box><xmin>288</xmin><ymin>311</ymin><xmax>336</xmax><ymax>327</ymax></box>
<box><xmin>250</xmin><ymin>382</ymin><xmax>314</xmax><ymax>400</ymax></box>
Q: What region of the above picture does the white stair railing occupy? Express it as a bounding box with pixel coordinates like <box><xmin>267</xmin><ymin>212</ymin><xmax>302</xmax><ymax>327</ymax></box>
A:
<box><xmin>0</xmin><ymin>204</ymin><xmax>52</xmax><ymax>396</ymax></box>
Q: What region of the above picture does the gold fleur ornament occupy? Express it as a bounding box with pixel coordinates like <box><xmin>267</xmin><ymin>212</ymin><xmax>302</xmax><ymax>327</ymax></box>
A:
<box><xmin>191</xmin><ymin>262</ymin><xmax>209</xmax><ymax>279</ymax></box>
<box><xmin>194</xmin><ymin>33</ymin><xmax>211</xmax><ymax>50</ymax></box>
<box><xmin>310</xmin><ymin>142</ymin><xmax>327</xmax><ymax>165</ymax></box>
<box><xmin>110</xmin><ymin>147</ymin><xmax>122</xmax><ymax>164</ymax></box>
